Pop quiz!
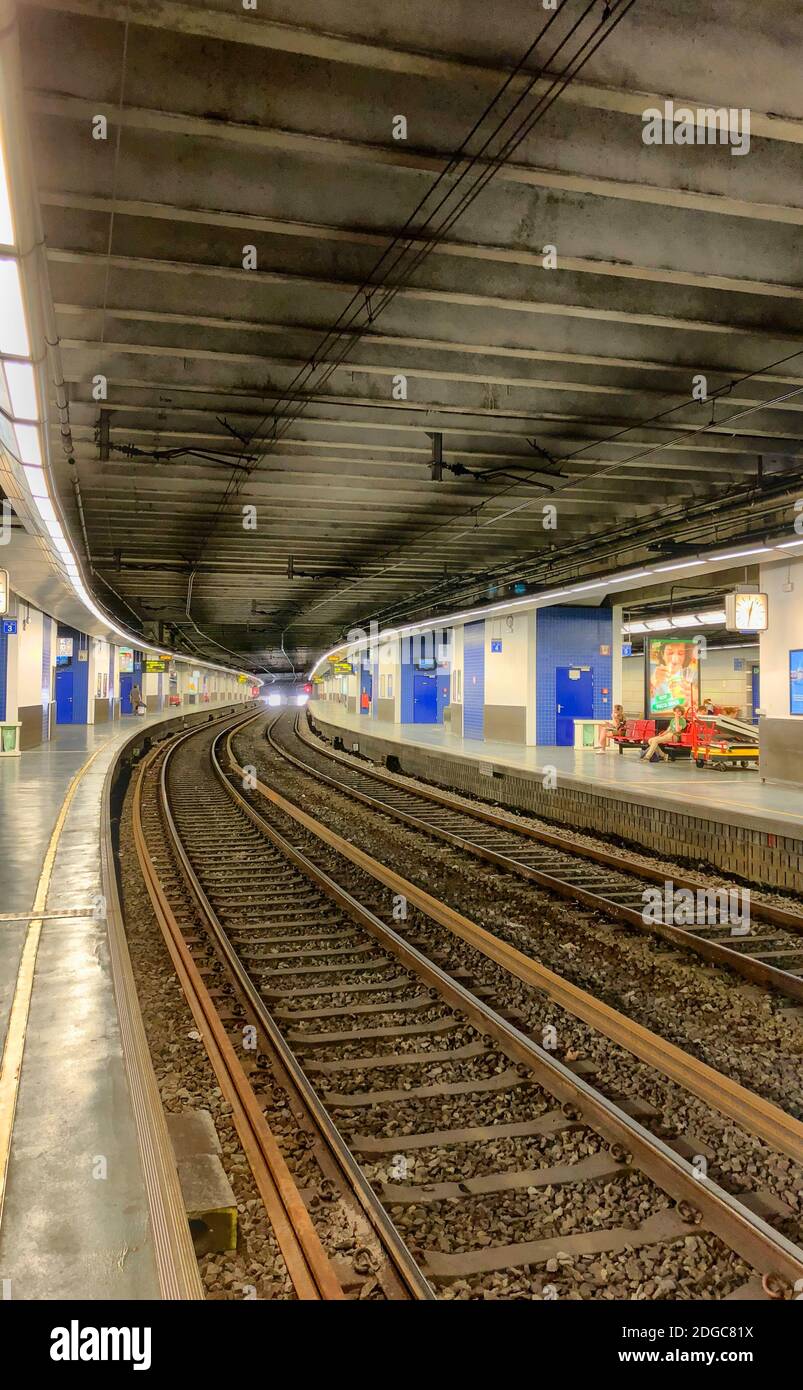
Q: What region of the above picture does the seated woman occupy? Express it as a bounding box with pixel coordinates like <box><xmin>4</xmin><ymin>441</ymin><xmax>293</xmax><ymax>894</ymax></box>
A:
<box><xmin>596</xmin><ymin>704</ymin><xmax>626</xmax><ymax>752</ymax></box>
<box><xmin>640</xmin><ymin>704</ymin><xmax>687</xmax><ymax>762</ymax></box>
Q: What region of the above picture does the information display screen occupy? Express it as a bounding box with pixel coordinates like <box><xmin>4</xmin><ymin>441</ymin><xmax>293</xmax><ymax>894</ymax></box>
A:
<box><xmin>647</xmin><ymin>638</ymin><xmax>699</xmax><ymax>715</ymax></box>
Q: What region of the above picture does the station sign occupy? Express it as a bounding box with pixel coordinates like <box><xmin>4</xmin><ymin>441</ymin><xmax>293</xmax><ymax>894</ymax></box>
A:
<box><xmin>2</xmin><ymin>619</ymin><xmax>17</xmax><ymax>635</ymax></box>
<box><xmin>490</xmin><ymin>640</ymin><xmax>503</xmax><ymax>653</ymax></box>
<box><xmin>0</xmin><ymin>569</ymin><xmax>7</xmax><ymax>616</ymax></box>
<box><xmin>332</xmin><ymin>660</ymin><xmax>354</xmax><ymax>674</ymax></box>
<box><xmin>622</xmin><ymin>642</ymin><xmax>633</xmax><ymax>657</ymax></box>
<box><xmin>144</xmin><ymin>658</ymin><xmax>167</xmax><ymax>673</ymax></box>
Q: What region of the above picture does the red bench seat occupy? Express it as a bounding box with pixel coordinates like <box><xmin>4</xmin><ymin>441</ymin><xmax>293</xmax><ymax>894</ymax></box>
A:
<box><xmin>611</xmin><ymin>718</ymin><xmax>656</xmax><ymax>752</ymax></box>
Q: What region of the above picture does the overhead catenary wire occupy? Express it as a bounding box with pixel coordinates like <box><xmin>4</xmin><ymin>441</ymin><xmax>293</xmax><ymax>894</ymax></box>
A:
<box><xmin>186</xmin><ymin>0</ymin><xmax>638</xmax><ymax>573</ymax></box>
<box><xmin>249</xmin><ymin>0</ymin><xmax>638</xmax><ymax>465</ymax></box>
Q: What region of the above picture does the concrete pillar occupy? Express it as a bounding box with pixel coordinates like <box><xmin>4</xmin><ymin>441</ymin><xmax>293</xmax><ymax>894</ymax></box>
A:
<box><xmin>483</xmin><ymin>610</ymin><xmax>531</xmax><ymax>745</ymax></box>
<box><xmin>757</xmin><ymin>558</ymin><xmax>803</xmax><ymax>785</ymax></box>
<box><xmin>611</xmin><ymin>604</ymin><xmax>624</xmax><ymax>708</ymax></box>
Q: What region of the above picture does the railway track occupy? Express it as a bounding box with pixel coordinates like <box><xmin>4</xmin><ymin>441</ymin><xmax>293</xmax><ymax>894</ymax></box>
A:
<box><xmin>132</xmin><ymin>709</ymin><xmax>803</xmax><ymax>1300</ymax></box>
<box><xmin>265</xmin><ymin>712</ymin><xmax>803</xmax><ymax>1005</ymax></box>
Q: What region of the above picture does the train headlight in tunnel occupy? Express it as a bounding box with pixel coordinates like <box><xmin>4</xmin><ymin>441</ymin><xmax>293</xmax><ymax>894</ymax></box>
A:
<box><xmin>295</xmin><ymin>694</ymin><xmax>309</xmax><ymax>706</ymax></box>
<box><xmin>267</xmin><ymin>693</ymin><xmax>283</xmax><ymax>707</ymax></box>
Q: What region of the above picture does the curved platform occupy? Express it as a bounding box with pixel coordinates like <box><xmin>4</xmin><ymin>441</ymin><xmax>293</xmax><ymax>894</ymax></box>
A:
<box><xmin>0</xmin><ymin>706</ymin><xmax>245</xmax><ymax>1301</ymax></box>
<box><xmin>309</xmin><ymin>702</ymin><xmax>803</xmax><ymax>892</ymax></box>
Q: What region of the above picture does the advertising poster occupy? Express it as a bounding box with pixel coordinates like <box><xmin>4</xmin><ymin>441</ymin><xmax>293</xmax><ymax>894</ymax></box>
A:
<box><xmin>790</xmin><ymin>649</ymin><xmax>803</xmax><ymax>715</ymax></box>
<box><xmin>119</xmin><ymin>647</ymin><xmax>134</xmax><ymax>673</ymax></box>
<box><xmin>647</xmin><ymin>637</ymin><xmax>699</xmax><ymax>714</ymax></box>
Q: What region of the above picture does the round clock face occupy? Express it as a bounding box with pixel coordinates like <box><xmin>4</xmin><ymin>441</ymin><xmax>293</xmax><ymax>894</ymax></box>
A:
<box><xmin>734</xmin><ymin>593</ymin><xmax>767</xmax><ymax>629</ymax></box>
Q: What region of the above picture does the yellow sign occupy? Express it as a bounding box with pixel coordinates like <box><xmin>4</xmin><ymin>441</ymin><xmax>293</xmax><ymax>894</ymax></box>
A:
<box><xmin>332</xmin><ymin>660</ymin><xmax>353</xmax><ymax>674</ymax></box>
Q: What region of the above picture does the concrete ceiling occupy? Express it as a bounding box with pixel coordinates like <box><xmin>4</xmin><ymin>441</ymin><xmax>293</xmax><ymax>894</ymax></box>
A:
<box><xmin>12</xmin><ymin>0</ymin><xmax>803</xmax><ymax>671</ymax></box>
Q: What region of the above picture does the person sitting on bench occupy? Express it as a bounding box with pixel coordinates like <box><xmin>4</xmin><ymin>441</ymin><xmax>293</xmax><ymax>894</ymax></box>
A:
<box><xmin>640</xmin><ymin>704</ymin><xmax>687</xmax><ymax>762</ymax></box>
<box><xmin>597</xmin><ymin>704</ymin><xmax>626</xmax><ymax>752</ymax></box>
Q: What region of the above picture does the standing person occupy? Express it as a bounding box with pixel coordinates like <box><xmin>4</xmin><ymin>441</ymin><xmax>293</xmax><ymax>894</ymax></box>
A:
<box><xmin>640</xmin><ymin>704</ymin><xmax>687</xmax><ymax>763</ymax></box>
<box><xmin>130</xmin><ymin>681</ymin><xmax>144</xmax><ymax>715</ymax></box>
<box><xmin>597</xmin><ymin>704</ymin><xmax>626</xmax><ymax>752</ymax></box>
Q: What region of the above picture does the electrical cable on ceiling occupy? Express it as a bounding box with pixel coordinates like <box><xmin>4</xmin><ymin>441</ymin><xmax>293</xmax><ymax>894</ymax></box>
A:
<box><xmin>184</xmin><ymin>0</ymin><xmax>638</xmax><ymax>578</ymax></box>
<box><xmin>305</xmin><ymin>373</ymin><xmax>803</xmax><ymax>630</ymax></box>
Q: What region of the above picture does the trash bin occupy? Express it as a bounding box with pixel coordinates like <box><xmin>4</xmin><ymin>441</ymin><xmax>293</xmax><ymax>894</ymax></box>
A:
<box><xmin>0</xmin><ymin>722</ymin><xmax>21</xmax><ymax>756</ymax></box>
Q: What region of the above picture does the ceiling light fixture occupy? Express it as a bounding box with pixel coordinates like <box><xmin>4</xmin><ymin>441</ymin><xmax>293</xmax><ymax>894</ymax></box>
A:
<box><xmin>0</xmin><ymin>257</ymin><xmax>30</xmax><ymax>356</ymax></box>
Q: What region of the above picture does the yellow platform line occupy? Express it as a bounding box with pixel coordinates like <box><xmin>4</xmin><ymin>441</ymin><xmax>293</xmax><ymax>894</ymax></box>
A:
<box><xmin>0</xmin><ymin>744</ymin><xmax>106</xmax><ymax>1230</ymax></box>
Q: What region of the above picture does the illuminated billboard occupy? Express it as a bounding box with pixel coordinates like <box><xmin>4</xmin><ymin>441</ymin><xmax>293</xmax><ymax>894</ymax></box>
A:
<box><xmin>647</xmin><ymin>638</ymin><xmax>699</xmax><ymax>715</ymax></box>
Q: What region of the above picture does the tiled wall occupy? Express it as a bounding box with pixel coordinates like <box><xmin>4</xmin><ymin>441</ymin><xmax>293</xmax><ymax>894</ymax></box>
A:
<box><xmin>536</xmin><ymin>607</ymin><xmax>613</xmax><ymax>743</ymax></box>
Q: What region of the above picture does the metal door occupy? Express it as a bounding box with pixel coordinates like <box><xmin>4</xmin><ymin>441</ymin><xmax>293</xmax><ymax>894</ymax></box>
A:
<box><xmin>120</xmin><ymin>672</ymin><xmax>134</xmax><ymax>714</ymax></box>
<box><xmin>56</xmin><ymin>665</ymin><xmax>74</xmax><ymax>723</ymax></box>
<box><xmin>555</xmin><ymin>666</ymin><xmax>593</xmax><ymax>745</ymax></box>
<box><xmin>463</xmin><ymin>620</ymin><xmax>485</xmax><ymax>740</ymax></box>
<box><xmin>413</xmin><ymin>669</ymin><xmax>437</xmax><ymax>722</ymax></box>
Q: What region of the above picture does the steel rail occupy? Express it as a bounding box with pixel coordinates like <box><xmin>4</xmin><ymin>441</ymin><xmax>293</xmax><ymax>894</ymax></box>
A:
<box><xmin>299</xmin><ymin>714</ymin><xmax>803</xmax><ymax>933</ymax></box>
<box><xmin>282</xmin><ymin>713</ymin><xmax>803</xmax><ymax>1002</ymax></box>
<box><xmin>228</xmin><ymin>712</ymin><xmax>803</xmax><ymax>1167</ymax></box>
<box><xmin>132</xmin><ymin>723</ymin><xmax>345</xmax><ymax>1302</ymax></box>
<box><xmin>217</xmin><ymin>719</ymin><xmax>803</xmax><ymax>1290</ymax></box>
<box><xmin>101</xmin><ymin>739</ymin><xmax>205</xmax><ymax>1301</ymax></box>
<box><xmin>160</xmin><ymin>721</ymin><xmax>433</xmax><ymax>1301</ymax></box>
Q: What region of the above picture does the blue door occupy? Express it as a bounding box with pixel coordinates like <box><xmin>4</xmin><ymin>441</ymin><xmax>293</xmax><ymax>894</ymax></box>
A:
<box><xmin>413</xmin><ymin>670</ymin><xmax>437</xmax><ymax>722</ymax></box>
<box><xmin>751</xmin><ymin>667</ymin><xmax>760</xmax><ymax>723</ymax></box>
<box><xmin>120</xmin><ymin>672</ymin><xmax>134</xmax><ymax>715</ymax></box>
<box><xmin>56</xmin><ymin>665</ymin><xmax>74</xmax><ymax>723</ymax></box>
<box><xmin>555</xmin><ymin>666</ymin><xmax>593</xmax><ymax>745</ymax></box>
<box><xmin>463</xmin><ymin>620</ymin><xmax>485</xmax><ymax>740</ymax></box>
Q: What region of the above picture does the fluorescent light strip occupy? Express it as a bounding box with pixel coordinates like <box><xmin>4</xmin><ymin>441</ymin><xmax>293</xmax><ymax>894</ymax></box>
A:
<box><xmin>0</xmin><ymin>258</ymin><xmax>30</xmax><ymax>356</ymax></box>
<box><xmin>13</xmin><ymin>420</ymin><xmax>42</xmax><ymax>466</ymax></box>
<box><xmin>707</xmin><ymin>547</ymin><xmax>772</xmax><ymax>561</ymax></box>
<box><xmin>22</xmin><ymin>464</ymin><xmax>48</xmax><ymax>497</ymax></box>
<box><xmin>4</xmin><ymin>361</ymin><xmax>37</xmax><ymax>419</ymax></box>
<box><xmin>0</xmin><ymin>133</ymin><xmax>14</xmax><ymax>246</ymax></box>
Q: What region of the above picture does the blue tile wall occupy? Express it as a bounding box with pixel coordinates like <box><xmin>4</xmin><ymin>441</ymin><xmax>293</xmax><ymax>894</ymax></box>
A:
<box><xmin>536</xmin><ymin>607</ymin><xmax>613</xmax><ymax>744</ymax></box>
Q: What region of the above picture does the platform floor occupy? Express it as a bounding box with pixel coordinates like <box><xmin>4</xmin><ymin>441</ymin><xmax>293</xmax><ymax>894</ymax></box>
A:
<box><xmin>0</xmin><ymin>708</ymin><xmax>213</xmax><ymax>1300</ymax></box>
<box><xmin>311</xmin><ymin>701</ymin><xmax>803</xmax><ymax>837</ymax></box>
